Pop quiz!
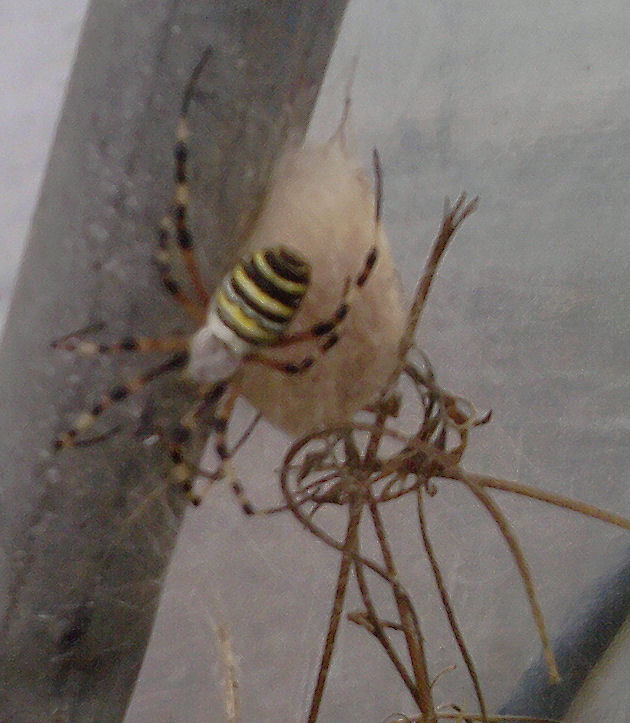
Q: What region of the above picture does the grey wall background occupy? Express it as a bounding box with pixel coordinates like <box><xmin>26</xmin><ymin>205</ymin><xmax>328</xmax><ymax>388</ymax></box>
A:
<box><xmin>0</xmin><ymin>1</ymin><xmax>89</xmax><ymax>326</ymax></box>
<box><xmin>3</xmin><ymin>1</ymin><xmax>630</xmax><ymax>721</ymax></box>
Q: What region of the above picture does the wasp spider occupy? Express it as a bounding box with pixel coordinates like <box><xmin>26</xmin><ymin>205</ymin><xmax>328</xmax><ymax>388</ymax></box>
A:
<box><xmin>52</xmin><ymin>47</ymin><xmax>404</xmax><ymax>510</ymax></box>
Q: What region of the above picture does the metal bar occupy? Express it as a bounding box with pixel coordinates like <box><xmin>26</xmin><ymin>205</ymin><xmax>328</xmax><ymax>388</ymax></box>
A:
<box><xmin>0</xmin><ymin>1</ymin><xmax>349</xmax><ymax>719</ymax></box>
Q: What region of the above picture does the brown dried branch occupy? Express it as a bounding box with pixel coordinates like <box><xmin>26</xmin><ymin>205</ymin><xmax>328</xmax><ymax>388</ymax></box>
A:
<box><xmin>369</xmin><ymin>498</ymin><xmax>435</xmax><ymax>719</ymax></box>
<box><xmin>459</xmin><ymin>481</ymin><xmax>560</xmax><ymax>684</ymax></box>
<box><xmin>417</xmin><ymin>491</ymin><xmax>488</xmax><ymax>722</ymax></box>
<box><xmin>306</xmin><ymin>498</ymin><xmax>363</xmax><ymax>723</ymax></box>
<box><xmin>383</xmin><ymin>194</ymin><xmax>479</xmax><ymax>397</ymax></box>
<box><xmin>276</xmin><ymin>192</ymin><xmax>630</xmax><ymax>722</ymax></box>
<box><xmin>439</xmin><ymin>466</ymin><xmax>630</xmax><ymax>531</ymax></box>
<box><xmin>215</xmin><ymin>624</ymin><xmax>240</xmax><ymax>723</ymax></box>
<box><xmin>352</xmin><ymin>559</ymin><xmax>419</xmax><ymax>699</ymax></box>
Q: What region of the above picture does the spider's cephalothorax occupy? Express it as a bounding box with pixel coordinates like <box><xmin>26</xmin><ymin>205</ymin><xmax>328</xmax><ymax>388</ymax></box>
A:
<box><xmin>52</xmin><ymin>46</ymin><xmax>398</xmax><ymax>511</ymax></box>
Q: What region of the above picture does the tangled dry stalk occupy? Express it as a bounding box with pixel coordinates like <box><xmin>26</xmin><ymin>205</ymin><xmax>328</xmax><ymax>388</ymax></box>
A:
<box><xmin>260</xmin><ymin>196</ymin><xmax>630</xmax><ymax>723</ymax></box>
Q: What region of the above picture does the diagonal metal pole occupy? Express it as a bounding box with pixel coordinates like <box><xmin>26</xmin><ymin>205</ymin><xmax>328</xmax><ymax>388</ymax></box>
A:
<box><xmin>0</xmin><ymin>1</ymin><xmax>348</xmax><ymax>720</ymax></box>
<box><xmin>499</xmin><ymin>550</ymin><xmax>630</xmax><ymax>721</ymax></box>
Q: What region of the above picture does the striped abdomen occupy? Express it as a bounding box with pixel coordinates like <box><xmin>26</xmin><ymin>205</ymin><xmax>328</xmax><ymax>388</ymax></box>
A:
<box><xmin>214</xmin><ymin>246</ymin><xmax>310</xmax><ymax>348</ymax></box>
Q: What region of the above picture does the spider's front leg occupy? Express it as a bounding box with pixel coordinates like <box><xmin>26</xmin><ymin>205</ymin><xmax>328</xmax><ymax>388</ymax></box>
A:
<box><xmin>155</xmin><ymin>46</ymin><xmax>215</xmax><ymax>322</ymax></box>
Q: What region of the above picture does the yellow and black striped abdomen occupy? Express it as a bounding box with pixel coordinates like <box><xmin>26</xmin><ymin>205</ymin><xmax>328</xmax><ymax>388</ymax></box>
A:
<box><xmin>215</xmin><ymin>246</ymin><xmax>310</xmax><ymax>347</ymax></box>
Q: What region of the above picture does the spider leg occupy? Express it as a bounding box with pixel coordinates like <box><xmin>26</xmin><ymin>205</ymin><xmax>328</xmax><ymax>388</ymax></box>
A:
<box><xmin>176</xmin><ymin>385</ymin><xmax>257</xmax><ymax>514</ymax></box>
<box><xmin>169</xmin><ymin>390</ymin><xmax>263</xmax><ymax>514</ymax></box>
<box><xmin>170</xmin><ymin>382</ymin><xmax>258</xmax><ymax>515</ymax></box>
<box><xmin>165</xmin><ymin>380</ymin><xmax>228</xmax><ymax>500</ymax></box>
<box><xmin>155</xmin><ymin>218</ymin><xmax>207</xmax><ymax>322</ymax></box>
<box><xmin>52</xmin><ymin>332</ymin><xmax>189</xmax><ymax>356</ymax></box>
<box><xmin>155</xmin><ymin>46</ymin><xmax>215</xmax><ymax>319</ymax></box>
<box><xmin>283</xmin><ymin>242</ymin><xmax>378</xmax><ymax>349</ymax></box>
<box><xmin>53</xmin><ymin>351</ymin><xmax>189</xmax><ymax>451</ymax></box>
<box><xmin>243</xmin><ymin>352</ymin><xmax>316</xmax><ymax>375</ymax></box>
<box><xmin>354</xmin><ymin>243</ymin><xmax>378</xmax><ymax>289</ymax></box>
<box><xmin>207</xmin><ymin>388</ymin><xmax>258</xmax><ymax>515</ymax></box>
<box><xmin>266</xmin><ymin>278</ymin><xmax>350</xmax><ymax>352</ymax></box>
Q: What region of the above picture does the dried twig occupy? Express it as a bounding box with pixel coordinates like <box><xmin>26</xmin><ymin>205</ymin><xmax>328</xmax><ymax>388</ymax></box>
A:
<box><xmin>417</xmin><ymin>491</ymin><xmax>488</xmax><ymax>722</ymax></box>
<box><xmin>215</xmin><ymin>623</ymin><xmax>240</xmax><ymax>723</ymax></box>
<box><xmin>276</xmin><ymin>194</ymin><xmax>630</xmax><ymax>722</ymax></box>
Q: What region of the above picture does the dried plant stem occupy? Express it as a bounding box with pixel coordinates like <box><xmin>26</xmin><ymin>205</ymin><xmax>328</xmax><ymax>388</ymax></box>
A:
<box><xmin>281</xmin><ymin>444</ymin><xmax>438</xmax><ymax>718</ymax></box>
<box><xmin>367</xmin><ymin>195</ymin><xmax>478</xmax><ymax>465</ymax></box>
<box><xmin>429</xmin><ymin>715</ymin><xmax>560</xmax><ymax>722</ymax></box>
<box><xmin>364</xmin><ymin>400</ymin><xmax>396</xmax><ymax>468</ymax></box>
<box><xmin>352</xmin><ymin>559</ymin><xmax>419</xmax><ymax>699</ymax></box>
<box><xmin>385</xmin><ymin>194</ymin><xmax>479</xmax><ymax>395</ymax></box>
<box><xmin>215</xmin><ymin>624</ymin><xmax>240</xmax><ymax>723</ymax></box>
<box><xmin>417</xmin><ymin>492</ymin><xmax>488</xmax><ymax>722</ymax></box>
<box><xmin>307</xmin><ymin>498</ymin><xmax>363</xmax><ymax>723</ymax></box>
<box><xmin>282</xmin><ymin>438</ymin><xmax>416</xmax><ymax>589</ymax></box>
<box><xmin>441</xmin><ymin>466</ymin><xmax>630</xmax><ymax>532</ymax></box>
<box><xmin>274</xmin><ymin>187</ymin><xmax>630</xmax><ymax>721</ymax></box>
<box><xmin>462</xmin><ymin>483</ymin><xmax>560</xmax><ymax>683</ymax></box>
<box><xmin>369</xmin><ymin>499</ymin><xmax>436</xmax><ymax>720</ymax></box>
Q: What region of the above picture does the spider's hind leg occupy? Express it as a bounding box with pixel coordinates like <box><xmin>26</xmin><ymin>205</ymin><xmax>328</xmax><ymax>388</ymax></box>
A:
<box><xmin>182</xmin><ymin>384</ymin><xmax>259</xmax><ymax>515</ymax></box>
<box><xmin>211</xmin><ymin>388</ymin><xmax>258</xmax><ymax>515</ymax></box>
<box><xmin>164</xmin><ymin>380</ymin><xmax>228</xmax><ymax>503</ymax></box>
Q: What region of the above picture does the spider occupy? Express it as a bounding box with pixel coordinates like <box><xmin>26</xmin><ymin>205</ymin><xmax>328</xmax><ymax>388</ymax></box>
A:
<box><xmin>52</xmin><ymin>47</ymin><xmax>403</xmax><ymax>510</ymax></box>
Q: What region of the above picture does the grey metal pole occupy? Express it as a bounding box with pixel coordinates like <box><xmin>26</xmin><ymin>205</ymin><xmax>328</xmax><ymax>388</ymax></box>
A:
<box><xmin>0</xmin><ymin>1</ymin><xmax>348</xmax><ymax>720</ymax></box>
<box><xmin>499</xmin><ymin>551</ymin><xmax>630</xmax><ymax>721</ymax></box>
